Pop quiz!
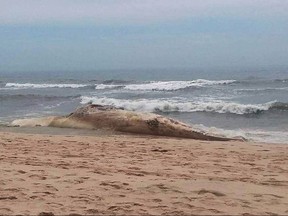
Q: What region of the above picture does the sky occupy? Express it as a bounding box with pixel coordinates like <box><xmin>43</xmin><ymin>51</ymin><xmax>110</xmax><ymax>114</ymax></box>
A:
<box><xmin>0</xmin><ymin>0</ymin><xmax>288</xmax><ymax>72</ymax></box>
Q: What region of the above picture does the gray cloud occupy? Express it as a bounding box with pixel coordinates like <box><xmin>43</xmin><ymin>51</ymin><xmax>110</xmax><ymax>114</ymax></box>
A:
<box><xmin>1</xmin><ymin>0</ymin><xmax>287</xmax><ymax>25</ymax></box>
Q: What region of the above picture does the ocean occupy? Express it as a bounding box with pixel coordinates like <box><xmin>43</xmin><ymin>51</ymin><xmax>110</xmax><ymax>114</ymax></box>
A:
<box><xmin>1</xmin><ymin>67</ymin><xmax>288</xmax><ymax>143</ymax></box>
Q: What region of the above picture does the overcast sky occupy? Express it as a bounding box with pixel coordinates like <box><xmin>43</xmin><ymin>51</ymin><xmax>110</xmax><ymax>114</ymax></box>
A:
<box><xmin>0</xmin><ymin>0</ymin><xmax>288</xmax><ymax>72</ymax></box>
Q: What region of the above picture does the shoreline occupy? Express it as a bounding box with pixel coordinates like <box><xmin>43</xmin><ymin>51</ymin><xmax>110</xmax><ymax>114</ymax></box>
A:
<box><xmin>0</xmin><ymin>130</ymin><xmax>287</xmax><ymax>215</ymax></box>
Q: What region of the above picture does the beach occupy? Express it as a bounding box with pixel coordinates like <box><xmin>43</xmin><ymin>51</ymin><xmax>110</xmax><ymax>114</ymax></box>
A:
<box><xmin>2</xmin><ymin>1</ymin><xmax>288</xmax><ymax>215</ymax></box>
<box><xmin>1</xmin><ymin>129</ymin><xmax>287</xmax><ymax>215</ymax></box>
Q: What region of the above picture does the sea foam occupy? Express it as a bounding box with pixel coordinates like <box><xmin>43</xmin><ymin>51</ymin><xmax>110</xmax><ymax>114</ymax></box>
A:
<box><xmin>94</xmin><ymin>79</ymin><xmax>236</xmax><ymax>91</ymax></box>
<box><xmin>95</xmin><ymin>84</ymin><xmax>123</xmax><ymax>90</ymax></box>
<box><xmin>194</xmin><ymin>124</ymin><xmax>288</xmax><ymax>144</ymax></box>
<box><xmin>5</xmin><ymin>83</ymin><xmax>88</xmax><ymax>89</ymax></box>
<box><xmin>81</xmin><ymin>96</ymin><xmax>278</xmax><ymax>115</ymax></box>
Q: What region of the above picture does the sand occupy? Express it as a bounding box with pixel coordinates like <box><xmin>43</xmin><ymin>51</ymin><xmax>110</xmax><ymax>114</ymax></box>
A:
<box><xmin>0</xmin><ymin>130</ymin><xmax>287</xmax><ymax>215</ymax></box>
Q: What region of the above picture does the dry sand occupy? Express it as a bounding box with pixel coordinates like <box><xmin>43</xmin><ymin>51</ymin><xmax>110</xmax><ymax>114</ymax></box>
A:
<box><xmin>0</xmin><ymin>130</ymin><xmax>287</xmax><ymax>215</ymax></box>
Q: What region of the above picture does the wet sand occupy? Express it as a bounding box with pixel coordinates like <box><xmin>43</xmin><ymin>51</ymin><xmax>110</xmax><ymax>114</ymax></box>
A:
<box><xmin>0</xmin><ymin>129</ymin><xmax>287</xmax><ymax>215</ymax></box>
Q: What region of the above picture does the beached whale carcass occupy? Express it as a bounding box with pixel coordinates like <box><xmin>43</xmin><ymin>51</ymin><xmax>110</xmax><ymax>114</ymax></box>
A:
<box><xmin>12</xmin><ymin>104</ymin><xmax>244</xmax><ymax>141</ymax></box>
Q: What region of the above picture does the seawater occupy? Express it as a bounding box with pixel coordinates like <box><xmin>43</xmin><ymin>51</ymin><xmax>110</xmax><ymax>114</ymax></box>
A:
<box><xmin>0</xmin><ymin>67</ymin><xmax>288</xmax><ymax>143</ymax></box>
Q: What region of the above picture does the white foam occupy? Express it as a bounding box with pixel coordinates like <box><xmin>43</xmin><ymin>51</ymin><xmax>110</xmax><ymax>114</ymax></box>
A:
<box><xmin>95</xmin><ymin>84</ymin><xmax>123</xmax><ymax>90</ymax></box>
<box><xmin>189</xmin><ymin>100</ymin><xmax>275</xmax><ymax>114</ymax></box>
<box><xmin>80</xmin><ymin>96</ymin><xmax>275</xmax><ymax>115</ymax></box>
<box><xmin>245</xmin><ymin>130</ymin><xmax>288</xmax><ymax>144</ymax></box>
<box><xmin>123</xmin><ymin>79</ymin><xmax>236</xmax><ymax>91</ymax></box>
<box><xmin>195</xmin><ymin>124</ymin><xmax>288</xmax><ymax>144</ymax></box>
<box><xmin>5</xmin><ymin>83</ymin><xmax>88</xmax><ymax>89</ymax></box>
<box><xmin>81</xmin><ymin>96</ymin><xmax>172</xmax><ymax>112</ymax></box>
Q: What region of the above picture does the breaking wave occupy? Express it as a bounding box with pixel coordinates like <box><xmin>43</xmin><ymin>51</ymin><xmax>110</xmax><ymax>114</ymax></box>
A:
<box><xmin>95</xmin><ymin>84</ymin><xmax>123</xmax><ymax>90</ymax></box>
<box><xmin>95</xmin><ymin>79</ymin><xmax>236</xmax><ymax>91</ymax></box>
<box><xmin>81</xmin><ymin>96</ymin><xmax>286</xmax><ymax>115</ymax></box>
<box><xmin>5</xmin><ymin>83</ymin><xmax>88</xmax><ymax>89</ymax></box>
<box><xmin>4</xmin><ymin>79</ymin><xmax>237</xmax><ymax>91</ymax></box>
<box><xmin>0</xmin><ymin>94</ymin><xmax>80</xmax><ymax>101</ymax></box>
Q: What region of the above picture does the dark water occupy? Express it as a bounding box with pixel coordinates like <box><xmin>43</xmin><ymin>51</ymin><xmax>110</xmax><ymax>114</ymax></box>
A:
<box><xmin>1</xmin><ymin>67</ymin><xmax>288</xmax><ymax>143</ymax></box>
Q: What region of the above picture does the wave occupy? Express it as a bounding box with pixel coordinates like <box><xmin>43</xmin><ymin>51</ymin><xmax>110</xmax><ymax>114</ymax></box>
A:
<box><xmin>81</xmin><ymin>96</ymin><xmax>286</xmax><ymax>115</ymax></box>
<box><xmin>5</xmin><ymin>83</ymin><xmax>88</xmax><ymax>89</ymax></box>
<box><xmin>194</xmin><ymin>124</ymin><xmax>288</xmax><ymax>144</ymax></box>
<box><xmin>236</xmin><ymin>87</ymin><xmax>288</xmax><ymax>93</ymax></box>
<box><xmin>4</xmin><ymin>79</ymin><xmax>236</xmax><ymax>91</ymax></box>
<box><xmin>95</xmin><ymin>79</ymin><xmax>236</xmax><ymax>91</ymax></box>
<box><xmin>231</xmin><ymin>78</ymin><xmax>288</xmax><ymax>85</ymax></box>
<box><xmin>274</xmin><ymin>78</ymin><xmax>288</xmax><ymax>83</ymax></box>
<box><xmin>0</xmin><ymin>94</ymin><xmax>80</xmax><ymax>101</ymax></box>
<box><xmin>269</xmin><ymin>102</ymin><xmax>288</xmax><ymax>111</ymax></box>
<box><xmin>95</xmin><ymin>84</ymin><xmax>124</xmax><ymax>90</ymax></box>
<box><xmin>102</xmin><ymin>79</ymin><xmax>132</xmax><ymax>84</ymax></box>
<box><xmin>124</xmin><ymin>79</ymin><xmax>236</xmax><ymax>91</ymax></box>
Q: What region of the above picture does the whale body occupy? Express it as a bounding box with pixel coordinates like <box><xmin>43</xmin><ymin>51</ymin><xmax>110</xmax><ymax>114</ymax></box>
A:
<box><xmin>12</xmin><ymin>104</ymin><xmax>245</xmax><ymax>141</ymax></box>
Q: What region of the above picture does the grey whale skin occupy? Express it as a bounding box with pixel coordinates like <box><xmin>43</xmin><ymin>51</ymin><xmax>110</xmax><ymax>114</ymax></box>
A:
<box><xmin>12</xmin><ymin>104</ymin><xmax>245</xmax><ymax>141</ymax></box>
